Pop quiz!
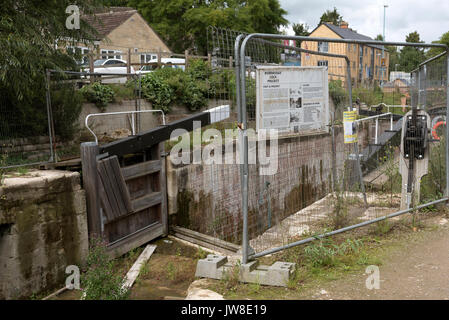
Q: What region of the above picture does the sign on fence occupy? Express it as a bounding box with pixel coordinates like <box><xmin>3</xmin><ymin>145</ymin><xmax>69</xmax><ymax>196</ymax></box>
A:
<box><xmin>343</xmin><ymin>110</ymin><xmax>358</xmax><ymax>143</ymax></box>
<box><xmin>256</xmin><ymin>66</ymin><xmax>329</xmax><ymax>133</ymax></box>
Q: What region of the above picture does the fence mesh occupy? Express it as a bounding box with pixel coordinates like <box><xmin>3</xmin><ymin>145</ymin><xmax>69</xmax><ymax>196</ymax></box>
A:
<box><xmin>194</xmin><ymin>29</ymin><xmax>448</xmax><ymax>259</ymax></box>
<box><xmin>0</xmin><ymin>72</ymin><xmax>53</xmax><ymax>169</ymax></box>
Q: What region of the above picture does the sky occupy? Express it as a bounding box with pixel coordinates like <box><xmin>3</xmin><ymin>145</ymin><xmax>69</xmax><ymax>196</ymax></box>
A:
<box><xmin>279</xmin><ymin>0</ymin><xmax>449</xmax><ymax>43</ymax></box>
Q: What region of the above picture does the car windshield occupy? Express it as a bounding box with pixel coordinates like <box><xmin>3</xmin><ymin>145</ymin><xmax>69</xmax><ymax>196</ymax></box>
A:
<box><xmin>94</xmin><ymin>59</ymin><xmax>106</xmax><ymax>66</ymax></box>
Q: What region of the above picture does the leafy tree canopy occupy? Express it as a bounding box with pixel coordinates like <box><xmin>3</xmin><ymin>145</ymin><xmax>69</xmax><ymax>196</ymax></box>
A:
<box><xmin>1</xmin><ymin>0</ymin><xmax>103</xmax><ymax>101</ymax></box>
<box><xmin>292</xmin><ymin>23</ymin><xmax>310</xmax><ymax>37</ymax></box>
<box><xmin>399</xmin><ymin>31</ymin><xmax>426</xmax><ymax>72</ymax></box>
<box><xmin>426</xmin><ymin>31</ymin><xmax>449</xmax><ymax>58</ymax></box>
<box><xmin>319</xmin><ymin>7</ymin><xmax>343</xmax><ymax>26</ymax></box>
<box><xmin>125</xmin><ymin>0</ymin><xmax>288</xmax><ymax>54</ymax></box>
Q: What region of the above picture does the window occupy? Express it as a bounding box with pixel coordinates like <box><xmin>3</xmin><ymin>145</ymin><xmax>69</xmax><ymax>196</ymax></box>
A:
<box><xmin>317</xmin><ymin>60</ymin><xmax>328</xmax><ymax>67</ymax></box>
<box><xmin>140</xmin><ymin>53</ymin><xmax>156</xmax><ymax>63</ymax></box>
<box><xmin>67</xmin><ymin>46</ymin><xmax>89</xmax><ymax>65</ymax></box>
<box><xmin>101</xmin><ymin>49</ymin><xmax>122</xmax><ymax>60</ymax></box>
<box><xmin>318</xmin><ymin>41</ymin><xmax>328</xmax><ymax>53</ymax></box>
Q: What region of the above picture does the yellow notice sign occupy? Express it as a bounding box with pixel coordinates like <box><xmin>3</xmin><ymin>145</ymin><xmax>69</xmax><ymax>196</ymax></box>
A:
<box><xmin>343</xmin><ymin>110</ymin><xmax>357</xmax><ymax>144</ymax></box>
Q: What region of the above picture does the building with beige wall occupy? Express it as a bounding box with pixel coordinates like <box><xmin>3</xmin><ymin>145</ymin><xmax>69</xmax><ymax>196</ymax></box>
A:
<box><xmin>301</xmin><ymin>22</ymin><xmax>389</xmax><ymax>86</ymax></box>
<box><xmin>62</xmin><ymin>7</ymin><xmax>171</xmax><ymax>65</ymax></box>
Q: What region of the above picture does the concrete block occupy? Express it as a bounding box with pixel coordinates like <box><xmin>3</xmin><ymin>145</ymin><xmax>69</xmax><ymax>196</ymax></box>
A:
<box><xmin>195</xmin><ymin>255</ymin><xmax>228</xmax><ymax>279</ymax></box>
<box><xmin>264</xmin><ymin>262</ymin><xmax>296</xmax><ymax>287</ymax></box>
<box><xmin>195</xmin><ymin>256</ymin><xmax>296</xmax><ymax>287</ymax></box>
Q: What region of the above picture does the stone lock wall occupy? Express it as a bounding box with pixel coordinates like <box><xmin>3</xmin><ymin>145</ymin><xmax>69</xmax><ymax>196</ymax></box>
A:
<box><xmin>0</xmin><ymin>170</ymin><xmax>88</xmax><ymax>299</ymax></box>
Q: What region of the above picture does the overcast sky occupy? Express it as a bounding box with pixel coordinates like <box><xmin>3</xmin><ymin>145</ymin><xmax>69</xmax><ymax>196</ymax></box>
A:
<box><xmin>279</xmin><ymin>0</ymin><xmax>449</xmax><ymax>43</ymax></box>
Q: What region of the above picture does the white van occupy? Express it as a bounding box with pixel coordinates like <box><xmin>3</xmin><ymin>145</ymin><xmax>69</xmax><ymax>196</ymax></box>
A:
<box><xmin>136</xmin><ymin>58</ymin><xmax>186</xmax><ymax>75</ymax></box>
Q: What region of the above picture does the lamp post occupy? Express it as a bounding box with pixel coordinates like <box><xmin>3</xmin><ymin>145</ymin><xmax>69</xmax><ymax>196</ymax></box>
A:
<box><xmin>381</xmin><ymin>4</ymin><xmax>388</xmax><ymax>86</ymax></box>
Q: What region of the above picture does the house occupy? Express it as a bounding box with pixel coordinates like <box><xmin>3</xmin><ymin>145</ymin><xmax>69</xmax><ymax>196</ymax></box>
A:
<box><xmin>382</xmin><ymin>78</ymin><xmax>410</xmax><ymax>94</ymax></box>
<box><xmin>63</xmin><ymin>7</ymin><xmax>171</xmax><ymax>65</ymax></box>
<box><xmin>390</xmin><ymin>71</ymin><xmax>411</xmax><ymax>86</ymax></box>
<box><xmin>301</xmin><ymin>22</ymin><xmax>389</xmax><ymax>86</ymax></box>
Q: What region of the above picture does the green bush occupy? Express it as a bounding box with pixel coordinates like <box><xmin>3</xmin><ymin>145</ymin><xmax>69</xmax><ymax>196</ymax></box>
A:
<box><xmin>80</xmin><ymin>82</ymin><xmax>115</xmax><ymax>111</ymax></box>
<box><xmin>186</xmin><ymin>59</ymin><xmax>212</xmax><ymax>80</ymax></box>
<box><xmin>81</xmin><ymin>238</ymin><xmax>129</xmax><ymax>300</ymax></box>
<box><xmin>182</xmin><ymin>80</ymin><xmax>208</xmax><ymax>111</ymax></box>
<box><xmin>140</xmin><ymin>71</ymin><xmax>175</xmax><ymax>113</ymax></box>
<box><xmin>140</xmin><ymin>63</ymin><xmax>210</xmax><ymax>113</ymax></box>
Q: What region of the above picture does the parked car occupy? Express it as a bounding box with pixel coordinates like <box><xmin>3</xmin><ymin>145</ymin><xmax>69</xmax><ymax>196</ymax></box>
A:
<box><xmin>83</xmin><ymin>59</ymin><xmax>135</xmax><ymax>83</ymax></box>
<box><xmin>135</xmin><ymin>58</ymin><xmax>186</xmax><ymax>75</ymax></box>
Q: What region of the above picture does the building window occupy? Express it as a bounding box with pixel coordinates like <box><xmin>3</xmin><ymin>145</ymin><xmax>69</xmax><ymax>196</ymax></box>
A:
<box><xmin>318</xmin><ymin>41</ymin><xmax>328</xmax><ymax>53</ymax></box>
<box><xmin>317</xmin><ymin>60</ymin><xmax>328</xmax><ymax>67</ymax></box>
<box><xmin>67</xmin><ymin>46</ymin><xmax>89</xmax><ymax>65</ymax></box>
<box><xmin>140</xmin><ymin>53</ymin><xmax>157</xmax><ymax>64</ymax></box>
<box><xmin>101</xmin><ymin>50</ymin><xmax>122</xmax><ymax>60</ymax></box>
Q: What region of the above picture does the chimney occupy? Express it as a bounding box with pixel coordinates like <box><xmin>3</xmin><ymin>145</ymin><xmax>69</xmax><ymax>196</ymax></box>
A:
<box><xmin>340</xmin><ymin>21</ymin><xmax>349</xmax><ymax>29</ymax></box>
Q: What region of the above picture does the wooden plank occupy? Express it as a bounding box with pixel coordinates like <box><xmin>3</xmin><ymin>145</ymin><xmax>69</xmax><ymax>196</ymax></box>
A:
<box><xmin>172</xmin><ymin>233</ymin><xmax>237</xmax><ymax>256</ymax></box>
<box><xmin>132</xmin><ymin>192</ymin><xmax>162</xmax><ymax>213</ymax></box>
<box><xmin>107</xmin><ymin>223</ymin><xmax>164</xmax><ymax>259</ymax></box>
<box><xmin>122</xmin><ymin>245</ymin><xmax>157</xmax><ymax>290</ymax></box>
<box><xmin>103</xmin><ymin>158</ymin><xmax>128</xmax><ymax>216</ymax></box>
<box><xmin>121</xmin><ymin>159</ymin><xmax>161</xmax><ymax>181</ymax></box>
<box><xmin>97</xmin><ymin>171</ymin><xmax>115</xmax><ymax>223</ymax></box>
<box><xmin>97</xmin><ymin>160</ymin><xmax>121</xmax><ymax>220</ymax></box>
<box><xmin>158</xmin><ymin>142</ymin><xmax>168</xmax><ymax>236</ymax></box>
<box><xmin>172</xmin><ymin>226</ymin><xmax>241</xmax><ymax>252</ymax></box>
<box><xmin>108</xmin><ymin>156</ymin><xmax>133</xmax><ymax>212</ymax></box>
<box><xmin>81</xmin><ymin>142</ymin><xmax>101</xmax><ymax>239</ymax></box>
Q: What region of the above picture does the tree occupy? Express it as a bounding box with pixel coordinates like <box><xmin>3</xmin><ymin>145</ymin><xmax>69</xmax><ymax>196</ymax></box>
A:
<box><xmin>399</xmin><ymin>31</ymin><xmax>426</xmax><ymax>72</ymax></box>
<box><xmin>292</xmin><ymin>23</ymin><xmax>310</xmax><ymax>37</ymax></box>
<box><xmin>0</xmin><ymin>0</ymin><xmax>103</xmax><ymax>138</ymax></box>
<box><xmin>319</xmin><ymin>7</ymin><xmax>343</xmax><ymax>26</ymax></box>
<box><xmin>375</xmin><ymin>34</ymin><xmax>383</xmax><ymax>41</ymax></box>
<box><xmin>127</xmin><ymin>0</ymin><xmax>288</xmax><ymax>55</ymax></box>
<box><xmin>426</xmin><ymin>31</ymin><xmax>449</xmax><ymax>58</ymax></box>
<box><xmin>1</xmin><ymin>0</ymin><xmax>102</xmax><ymax>101</ymax></box>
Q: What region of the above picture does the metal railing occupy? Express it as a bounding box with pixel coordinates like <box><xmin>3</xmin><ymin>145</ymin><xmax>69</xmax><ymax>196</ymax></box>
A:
<box><xmin>235</xmin><ymin>33</ymin><xmax>449</xmax><ymax>264</ymax></box>
<box><xmin>355</xmin><ymin>112</ymin><xmax>393</xmax><ymax>145</ymax></box>
<box><xmin>85</xmin><ymin>110</ymin><xmax>166</xmax><ymax>144</ymax></box>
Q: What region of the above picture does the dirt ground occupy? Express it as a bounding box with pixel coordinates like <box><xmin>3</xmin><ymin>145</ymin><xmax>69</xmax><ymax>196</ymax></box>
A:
<box><xmin>51</xmin><ymin>211</ymin><xmax>449</xmax><ymax>300</ymax></box>
<box><xmin>299</xmin><ymin>218</ymin><xmax>449</xmax><ymax>300</ymax></box>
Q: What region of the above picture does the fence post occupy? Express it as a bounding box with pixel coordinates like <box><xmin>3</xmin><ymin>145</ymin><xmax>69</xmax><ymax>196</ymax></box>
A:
<box><xmin>81</xmin><ymin>142</ymin><xmax>102</xmax><ymax>240</ymax></box>
<box><xmin>446</xmin><ymin>53</ymin><xmax>449</xmax><ymax>197</ymax></box>
<box><xmin>157</xmin><ymin>49</ymin><xmax>162</xmax><ymax>69</ymax></box>
<box><xmin>185</xmin><ymin>50</ymin><xmax>189</xmax><ymax>70</ymax></box>
<box><xmin>375</xmin><ymin>118</ymin><xmax>379</xmax><ymax>145</ymax></box>
<box><xmin>89</xmin><ymin>54</ymin><xmax>94</xmax><ymax>84</ymax></box>
<box><xmin>127</xmin><ymin>48</ymin><xmax>131</xmax><ymax>79</ymax></box>
<box><xmin>229</xmin><ymin>56</ymin><xmax>233</xmax><ymax>68</ymax></box>
<box><xmin>208</xmin><ymin>53</ymin><xmax>211</xmax><ymax>66</ymax></box>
